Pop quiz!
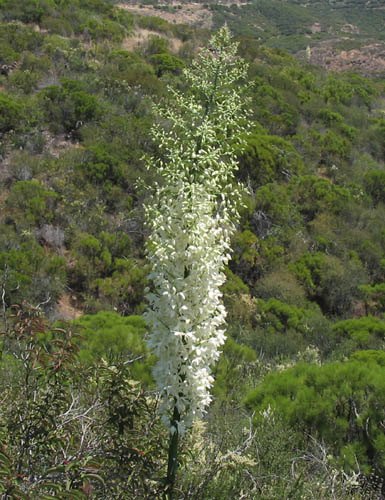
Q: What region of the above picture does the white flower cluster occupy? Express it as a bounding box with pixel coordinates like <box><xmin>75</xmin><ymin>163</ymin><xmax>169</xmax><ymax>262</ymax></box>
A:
<box><xmin>145</xmin><ymin>182</ymin><xmax>234</xmax><ymax>432</ymax></box>
<box><xmin>144</xmin><ymin>26</ymin><xmax>250</xmax><ymax>433</ymax></box>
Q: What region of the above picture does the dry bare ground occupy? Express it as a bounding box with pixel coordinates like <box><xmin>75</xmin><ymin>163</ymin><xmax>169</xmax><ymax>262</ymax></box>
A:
<box><xmin>117</xmin><ymin>2</ymin><xmax>213</xmax><ymax>29</ymax></box>
<box><xmin>54</xmin><ymin>294</ymin><xmax>83</xmax><ymax>320</ymax></box>
<box><xmin>122</xmin><ymin>27</ymin><xmax>183</xmax><ymax>53</ymax></box>
<box><xmin>306</xmin><ymin>42</ymin><xmax>385</xmax><ymax>74</ymax></box>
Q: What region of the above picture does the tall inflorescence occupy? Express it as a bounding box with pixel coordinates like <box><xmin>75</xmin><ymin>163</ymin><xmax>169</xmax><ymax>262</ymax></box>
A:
<box><xmin>144</xmin><ymin>26</ymin><xmax>250</xmax><ymax>434</ymax></box>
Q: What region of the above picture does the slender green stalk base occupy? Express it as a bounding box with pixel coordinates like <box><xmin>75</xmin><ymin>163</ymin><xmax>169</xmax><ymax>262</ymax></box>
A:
<box><xmin>165</xmin><ymin>405</ymin><xmax>180</xmax><ymax>500</ymax></box>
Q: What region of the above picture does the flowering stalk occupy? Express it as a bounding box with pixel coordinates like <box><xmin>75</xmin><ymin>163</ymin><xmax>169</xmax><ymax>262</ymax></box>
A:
<box><xmin>143</xmin><ymin>26</ymin><xmax>250</xmax><ymax>496</ymax></box>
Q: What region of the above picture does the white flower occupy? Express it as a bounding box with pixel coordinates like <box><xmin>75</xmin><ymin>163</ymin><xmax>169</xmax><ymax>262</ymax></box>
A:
<box><xmin>143</xmin><ymin>26</ymin><xmax>250</xmax><ymax>433</ymax></box>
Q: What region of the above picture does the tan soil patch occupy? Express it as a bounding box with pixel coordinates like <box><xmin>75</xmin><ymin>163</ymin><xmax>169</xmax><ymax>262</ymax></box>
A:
<box><xmin>42</xmin><ymin>131</ymin><xmax>82</xmax><ymax>158</ymax></box>
<box><xmin>301</xmin><ymin>42</ymin><xmax>385</xmax><ymax>74</ymax></box>
<box><xmin>123</xmin><ymin>28</ymin><xmax>182</xmax><ymax>53</ymax></box>
<box><xmin>118</xmin><ymin>2</ymin><xmax>213</xmax><ymax>29</ymax></box>
<box><xmin>55</xmin><ymin>294</ymin><xmax>83</xmax><ymax>321</ymax></box>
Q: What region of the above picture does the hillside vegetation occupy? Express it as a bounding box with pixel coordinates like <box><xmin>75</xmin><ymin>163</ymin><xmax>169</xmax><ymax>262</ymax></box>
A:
<box><xmin>120</xmin><ymin>0</ymin><xmax>385</xmax><ymax>73</ymax></box>
<box><xmin>0</xmin><ymin>0</ymin><xmax>385</xmax><ymax>498</ymax></box>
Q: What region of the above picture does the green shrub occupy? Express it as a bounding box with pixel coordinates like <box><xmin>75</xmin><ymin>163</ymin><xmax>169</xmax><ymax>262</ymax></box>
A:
<box><xmin>252</xmin><ymin>297</ymin><xmax>333</xmax><ymax>358</ymax></box>
<box><xmin>0</xmin><ymin>23</ymin><xmax>44</xmax><ymax>52</ymax></box>
<box><xmin>77</xmin><ymin>143</ymin><xmax>125</xmax><ymax>186</ymax></box>
<box><xmin>0</xmin><ymin>240</ymin><xmax>66</xmax><ymax>307</ymax></box>
<box><xmin>74</xmin><ymin>310</ymin><xmax>153</xmax><ymax>384</ymax></box>
<box><xmin>254</xmin><ymin>266</ymin><xmax>306</xmax><ymax>306</ymax></box>
<box><xmin>291</xmin><ymin>252</ymin><xmax>368</xmax><ymax>315</ymax></box>
<box><xmin>253</xmin><ymin>182</ymin><xmax>300</xmax><ymax>233</ymax></box>
<box><xmin>40</xmin><ymin>15</ymin><xmax>74</xmax><ymax>36</ymax></box>
<box><xmin>1</xmin><ymin>0</ymin><xmax>55</xmax><ymax>23</ymax></box>
<box><xmin>360</xmin><ymin>282</ymin><xmax>385</xmax><ymax>315</ymax></box>
<box><xmin>213</xmin><ymin>336</ymin><xmax>258</xmax><ymax>402</ymax></box>
<box><xmin>39</xmin><ymin>80</ymin><xmax>103</xmax><ymax>134</ymax></box>
<box><xmin>107</xmin><ymin>49</ymin><xmax>142</xmax><ymax>70</ymax></box>
<box><xmin>239</xmin><ymin>132</ymin><xmax>304</xmax><ymax>186</ymax></box>
<box><xmin>0</xmin><ymin>94</ymin><xmax>23</xmax><ymax>133</ymax></box>
<box><xmin>363</xmin><ymin>170</ymin><xmax>385</xmax><ymax>205</ymax></box>
<box><xmin>91</xmin><ymin>258</ymin><xmax>148</xmax><ymax>315</ymax></box>
<box><xmin>8</xmin><ymin>69</ymin><xmax>42</xmax><ymax>94</ymax></box>
<box><xmin>318</xmin><ymin>108</ymin><xmax>344</xmax><ymax>125</ymax></box>
<box><xmin>245</xmin><ymin>355</ymin><xmax>385</xmax><ymax>478</ymax></box>
<box><xmin>0</xmin><ymin>304</ymin><xmax>165</xmax><ymax>498</ymax></box>
<box><xmin>289</xmin><ymin>175</ymin><xmax>351</xmax><ymax>221</ymax></box>
<box><xmin>150</xmin><ymin>53</ymin><xmax>185</xmax><ymax>76</ymax></box>
<box><xmin>0</xmin><ymin>41</ymin><xmax>19</xmax><ymax>65</ymax></box>
<box><xmin>6</xmin><ymin>180</ymin><xmax>59</xmax><ymax>227</ymax></box>
<box><xmin>137</xmin><ymin>15</ymin><xmax>171</xmax><ymax>34</ymax></box>
<box><xmin>332</xmin><ymin>316</ymin><xmax>385</xmax><ymax>349</ymax></box>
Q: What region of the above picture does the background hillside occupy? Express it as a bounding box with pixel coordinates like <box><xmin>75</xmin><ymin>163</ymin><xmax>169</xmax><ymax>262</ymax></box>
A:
<box><xmin>119</xmin><ymin>0</ymin><xmax>385</xmax><ymax>73</ymax></box>
<box><xmin>0</xmin><ymin>0</ymin><xmax>385</xmax><ymax>498</ymax></box>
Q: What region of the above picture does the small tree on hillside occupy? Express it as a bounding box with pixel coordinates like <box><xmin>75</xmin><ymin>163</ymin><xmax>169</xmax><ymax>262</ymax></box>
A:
<box><xmin>143</xmin><ymin>26</ymin><xmax>250</xmax><ymax>497</ymax></box>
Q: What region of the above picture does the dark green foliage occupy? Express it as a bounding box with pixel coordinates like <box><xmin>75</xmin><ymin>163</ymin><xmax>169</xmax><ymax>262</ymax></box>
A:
<box><xmin>1</xmin><ymin>0</ymin><xmax>55</xmax><ymax>23</ymax></box>
<box><xmin>311</xmin><ymin>129</ymin><xmax>352</xmax><ymax>166</ymax></box>
<box><xmin>150</xmin><ymin>53</ymin><xmax>185</xmax><ymax>76</ymax></box>
<box><xmin>39</xmin><ymin>80</ymin><xmax>103</xmax><ymax>134</ymax></box>
<box><xmin>250</xmin><ymin>297</ymin><xmax>333</xmax><ymax>359</ymax></box>
<box><xmin>239</xmin><ymin>132</ymin><xmax>304</xmax><ymax>186</ymax></box>
<box><xmin>137</xmin><ymin>15</ymin><xmax>171</xmax><ymax>35</ymax></box>
<box><xmin>80</xmin><ymin>17</ymin><xmax>125</xmax><ymax>43</ymax></box>
<box><xmin>291</xmin><ymin>251</ymin><xmax>367</xmax><ymax>315</ymax></box>
<box><xmin>41</xmin><ymin>15</ymin><xmax>74</xmax><ymax>36</ymax></box>
<box><xmin>290</xmin><ymin>175</ymin><xmax>351</xmax><ymax>221</ymax></box>
<box><xmin>0</xmin><ymin>40</ymin><xmax>19</xmax><ymax>65</ymax></box>
<box><xmin>318</xmin><ymin>108</ymin><xmax>344</xmax><ymax>125</ymax></box>
<box><xmin>144</xmin><ymin>35</ymin><xmax>170</xmax><ymax>56</ymax></box>
<box><xmin>78</xmin><ymin>143</ymin><xmax>125</xmax><ymax>186</ymax></box>
<box><xmin>213</xmin><ymin>336</ymin><xmax>258</xmax><ymax>402</ymax></box>
<box><xmin>360</xmin><ymin>282</ymin><xmax>385</xmax><ymax>315</ymax></box>
<box><xmin>231</xmin><ymin>229</ymin><xmax>285</xmax><ymax>285</ymax></box>
<box><xmin>363</xmin><ymin>170</ymin><xmax>385</xmax><ymax>205</ymax></box>
<box><xmin>107</xmin><ymin>48</ymin><xmax>142</xmax><ymax>70</ymax></box>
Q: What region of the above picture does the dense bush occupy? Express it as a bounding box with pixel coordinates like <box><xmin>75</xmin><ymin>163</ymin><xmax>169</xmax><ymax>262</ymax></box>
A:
<box><xmin>291</xmin><ymin>251</ymin><xmax>367</xmax><ymax>315</ymax></box>
<box><xmin>0</xmin><ymin>239</ymin><xmax>66</xmax><ymax>307</ymax></box>
<box><xmin>73</xmin><ymin>310</ymin><xmax>153</xmax><ymax>384</ymax></box>
<box><xmin>332</xmin><ymin>316</ymin><xmax>385</xmax><ymax>353</ymax></box>
<box><xmin>150</xmin><ymin>53</ymin><xmax>185</xmax><ymax>76</ymax></box>
<box><xmin>363</xmin><ymin>170</ymin><xmax>385</xmax><ymax>205</ymax></box>
<box><xmin>6</xmin><ymin>180</ymin><xmax>59</xmax><ymax>227</ymax></box>
<box><xmin>239</xmin><ymin>132</ymin><xmax>304</xmax><ymax>185</ymax></box>
<box><xmin>289</xmin><ymin>175</ymin><xmax>352</xmax><ymax>221</ymax></box>
<box><xmin>39</xmin><ymin>79</ymin><xmax>103</xmax><ymax>134</ymax></box>
<box><xmin>0</xmin><ymin>94</ymin><xmax>24</xmax><ymax>133</ymax></box>
<box><xmin>0</xmin><ymin>304</ymin><xmax>166</xmax><ymax>499</ymax></box>
<box><xmin>246</xmin><ymin>353</ymin><xmax>385</xmax><ymax>480</ymax></box>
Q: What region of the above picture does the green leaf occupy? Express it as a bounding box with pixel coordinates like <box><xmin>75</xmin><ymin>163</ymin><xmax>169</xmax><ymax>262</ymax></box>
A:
<box><xmin>0</xmin><ymin>450</ymin><xmax>11</xmax><ymax>467</ymax></box>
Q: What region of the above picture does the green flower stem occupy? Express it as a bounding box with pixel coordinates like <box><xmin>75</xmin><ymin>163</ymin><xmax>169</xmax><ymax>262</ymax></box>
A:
<box><xmin>165</xmin><ymin>404</ymin><xmax>181</xmax><ymax>500</ymax></box>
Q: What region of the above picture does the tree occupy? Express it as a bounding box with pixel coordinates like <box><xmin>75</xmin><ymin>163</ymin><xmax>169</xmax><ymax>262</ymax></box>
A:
<box><xmin>143</xmin><ymin>26</ymin><xmax>250</xmax><ymax>497</ymax></box>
